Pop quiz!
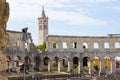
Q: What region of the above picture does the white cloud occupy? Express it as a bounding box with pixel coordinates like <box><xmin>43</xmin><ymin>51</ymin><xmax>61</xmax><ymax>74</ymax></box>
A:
<box><xmin>7</xmin><ymin>0</ymin><xmax>107</xmax><ymax>26</ymax></box>
<box><xmin>78</xmin><ymin>0</ymin><xmax>118</xmax><ymax>3</ymax></box>
<box><xmin>48</xmin><ymin>10</ymin><xmax>107</xmax><ymax>26</ymax></box>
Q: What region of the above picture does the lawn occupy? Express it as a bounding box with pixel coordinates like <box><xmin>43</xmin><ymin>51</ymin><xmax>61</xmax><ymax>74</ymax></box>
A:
<box><xmin>6</xmin><ymin>71</ymin><xmax>68</xmax><ymax>78</ymax></box>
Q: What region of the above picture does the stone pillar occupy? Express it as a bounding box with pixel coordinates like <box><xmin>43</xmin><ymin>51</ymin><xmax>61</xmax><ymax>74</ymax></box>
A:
<box><xmin>58</xmin><ymin>60</ymin><xmax>62</xmax><ymax>72</ymax></box>
<box><xmin>48</xmin><ymin>61</ymin><xmax>51</xmax><ymax>71</ymax></box>
<box><xmin>89</xmin><ymin>60</ymin><xmax>93</xmax><ymax>75</ymax></box>
<box><xmin>67</xmin><ymin>41</ymin><xmax>73</xmax><ymax>48</ymax></box>
<box><xmin>40</xmin><ymin>60</ymin><xmax>44</xmax><ymax>71</ymax></box>
<box><xmin>110</xmin><ymin>42</ymin><xmax>114</xmax><ymax>49</ymax></box>
<box><xmin>99</xmin><ymin>61</ymin><xmax>102</xmax><ymax>74</ymax></box>
<box><xmin>67</xmin><ymin>61</ymin><xmax>70</xmax><ymax>72</ymax></box>
<box><xmin>88</xmin><ymin>42</ymin><xmax>93</xmax><ymax>49</ymax></box>
<box><xmin>58</xmin><ymin>42</ymin><xmax>62</xmax><ymax>49</ymax></box>
<box><xmin>78</xmin><ymin>61</ymin><xmax>81</xmax><ymax>74</ymax></box>
<box><xmin>67</xmin><ymin>60</ymin><xmax>72</xmax><ymax>72</ymax></box>
<box><xmin>111</xmin><ymin>59</ymin><xmax>116</xmax><ymax>73</ymax></box>
<box><xmin>99</xmin><ymin>60</ymin><xmax>104</xmax><ymax>74</ymax></box>
<box><xmin>99</xmin><ymin>42</ymin><xmax>104</xmax><ymax>50</ymax></box>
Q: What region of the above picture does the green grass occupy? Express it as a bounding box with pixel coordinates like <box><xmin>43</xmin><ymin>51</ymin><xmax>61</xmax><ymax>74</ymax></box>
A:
<box><xmin>6</xmin><ymin>71</ymin><xmax>68</xmax><ymax>78</ymax></box>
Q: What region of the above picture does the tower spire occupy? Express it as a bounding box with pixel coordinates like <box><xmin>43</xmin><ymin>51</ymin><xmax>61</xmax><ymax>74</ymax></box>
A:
<box><xmin>41</xmin><ymin>6</ymin><xmax>46</xmax><ymax>18</ymax></box>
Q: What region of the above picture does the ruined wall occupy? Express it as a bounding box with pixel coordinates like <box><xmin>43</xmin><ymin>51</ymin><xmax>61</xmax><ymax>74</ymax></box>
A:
<box><xmin>46</xmin><ymin>35</ymin><xmax>120</xmax><ymax>50</ymax></box>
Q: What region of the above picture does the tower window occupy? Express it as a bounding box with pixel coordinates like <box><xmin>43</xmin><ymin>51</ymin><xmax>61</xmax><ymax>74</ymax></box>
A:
<box><xmin>39</xmin><ymin>25</ymin><xmax>42</xmax><ymax>29</ymax></box>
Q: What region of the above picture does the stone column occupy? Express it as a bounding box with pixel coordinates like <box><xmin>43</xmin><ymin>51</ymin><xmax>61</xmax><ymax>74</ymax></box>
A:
<box><xmin>58</xmin><ymin>60</ymin><xmax>62</xmax><ymax>72</ymax></box>
<box><xmin>67</xmin><ymin>60</ymin><xmax>72</xmax><ymax>72</ymax></box>
<box><xmin>67</xmin><ymin>61</ymin><xmax>70</xmax><ymax>72</ymax></box>
<box><xmin>89</xmin><ymin>60</ymin><xmax>93</xmax><ymax>75</ymax></box>
<box><xmin>40</xmin><ymin>60</ymin><xmax>44</xmax><ymax>71</ymax></box>
<box><xmin>99</xmin><ymin>60</ymin><xmax>104</xmax><ymax>74</ymax></box>
<box><xmin>99</xmin><ymin>42</ymin><xmax>104</xmax><ymax>50</ymax></box>
<box><xmin>111</xmin><ymin>59</ymin><xmax>116</xmax><ymax>73</ymax></box>
<box><xmin>99</xmin><ymin>61</ymin><xmax>102</xmax><ymax>74</ymax></box>
<box><xmin>78</xmin><ymin>61</ymin><xmax>81</xmax><ymax>74</ymax></box>
<box><xmin>48</xmin><ymin>61</ymin><xmax>51</xmax><ymax>71</ymax></box>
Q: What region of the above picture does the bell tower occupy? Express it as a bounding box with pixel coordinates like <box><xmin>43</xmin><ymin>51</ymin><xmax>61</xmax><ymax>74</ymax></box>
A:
<box><xmin>38</xmin><ymin>6</ymin><xmax>48</xmax><ymax>45</ymax></box>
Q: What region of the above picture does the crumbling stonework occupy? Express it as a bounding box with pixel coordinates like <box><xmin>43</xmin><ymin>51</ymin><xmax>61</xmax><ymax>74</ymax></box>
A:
<box><xmin>0</xmin><ymin>0</ymin><xmax>9</xmax><ymax>80</ymax></box>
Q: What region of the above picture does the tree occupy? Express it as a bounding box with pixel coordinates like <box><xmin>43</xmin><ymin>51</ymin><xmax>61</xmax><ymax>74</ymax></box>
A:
<box><xmin>36</xmin><ymin>42</ymin><xmax>46</xmax><ymax>51</ymax></box>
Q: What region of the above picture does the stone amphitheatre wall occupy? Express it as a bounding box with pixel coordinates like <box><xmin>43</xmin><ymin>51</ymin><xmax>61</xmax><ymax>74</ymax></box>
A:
<box><xmin>46</xmin><ymin>35</ymin><xmax>120</xmax><ymax>50</ymax></box>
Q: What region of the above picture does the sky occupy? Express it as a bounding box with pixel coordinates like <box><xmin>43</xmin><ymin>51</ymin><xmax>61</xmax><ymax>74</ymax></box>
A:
<box><xmin>7</xmin><ymin>0</ymin><xmax>120</xmax><ymax>44</ymax></box>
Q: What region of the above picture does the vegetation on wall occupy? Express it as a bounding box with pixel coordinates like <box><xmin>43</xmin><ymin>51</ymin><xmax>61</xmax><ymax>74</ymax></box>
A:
<box><xmin>36</xmin><ymin>42</ymin><xmax>46</xmax><ymax>51</ymax></box>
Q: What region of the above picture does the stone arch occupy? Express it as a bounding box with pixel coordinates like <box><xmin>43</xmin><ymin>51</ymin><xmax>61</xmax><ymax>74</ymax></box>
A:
<box><xmin>14</xmin><ymin>56</ymin><xmax>21</xmax><ymax>67</ymax></box>
<box><xmin>53</xmin><ymin>56</ymin><xmax>59</xmax><ymax>71</ymax></box>
<box><xmin>6</xmin><ymin>56</ymin><xmax>11</xmax><ymax>72</ymax></box>
<box><xmin>43</xmin><ymin>56</ymin><xmax>50</xmax><ymax>71</ymax></box>
<box><xmin>24</xmin><ymin>56</ymin><xmax>31</xmax><ymax>71</ymax></box>
<box><xmin>115</xmin><ymin>56</ymin><xmax>120</xmax><ymax>68</ymax></box>
<box><xmin>34</xmin><ymin>56</ymin><xmax>41</xmax><ymax>71</ymax></box>
<box><xmin>93</xmin><ymin>56</ymin><xmax>100</xmax><ymax>73</ymax></box>
<box><xmin>73</xmin><ymin>57</ymin><xmax>79</xmax><ymax>68</ymax></box>
<box><xmin>24</xmin><ymin>56</ymin><xmax>31</xmax><ymax>63</ymax></box>
<box><xmin>14</xmin><ymin>56</ymin><xmax>21</xmax><ymax>72</ymax></box>
<box><xmin>104</xmin><ymin>56</ymin><xmax>111</xmax><ymax>70</ymax></box>
<box><xmin>83</xmin><ymin>57</ymin><xmax>90</xmax><ymax>74</ymax></box>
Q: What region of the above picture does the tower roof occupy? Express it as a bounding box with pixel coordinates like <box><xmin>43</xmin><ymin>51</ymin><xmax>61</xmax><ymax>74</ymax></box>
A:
<box><xmin>41</xmin><ymin>6</ymin><xmax>46</xmax><ymax>18</ymax></box>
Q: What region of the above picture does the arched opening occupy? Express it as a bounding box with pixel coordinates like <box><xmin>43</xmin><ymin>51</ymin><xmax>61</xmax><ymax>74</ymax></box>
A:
<box><xmin>115</xmin><ymin>56</ymin><xmax>120</xmax><ymax>75</ymax></box>
<box><xmin>73</xmin><ymin>57</ymin><xmax>79</xmax><ymax>73</ymax></box>
<box><xmin>83</xmin><ymin>57</ymin><xmax>88</xmax><ymax>67</ymax></box>
<box><xmin>6</xmin><ymin>56</ymin><xmax>11</xmax><ymax>72</ymax></box>
<box><xmin>34</xmin><ymin>56</ymin><xmax>41</xmax><ymax>71</ymax></box>
<box><xmin>104</xmin><ymin>56</ymin><xmax>111</xmax><ymax>72</ymax></box>
<box><xmin>93</xmin><ymin>56</ymin><xmax>100</xmax><ymax>74</ymax></box>
<box><xmin>24</xmin><ymin>56</ymin><xmax>31</xmax><ymax>72</ymax></box>
<box><xmin>43</xmin><ymin>56</ymin><xmax>49</xmax><ymax>71</ymax></box>
<box><xmin>115</xmin><ymin>56</ymin><xmax>120</xmax><ymax>68</ymax></box>
<box><xmin>14</xmin><ymin>56</ymin><xmax>21</xmax><ymax>72</ymax></box>
<box><xmin>73</xmin><ymin>57</ymin><xmax>78</xmax><ymax>68</ymax></box>
<box><xmin>83</xmin><ymin>57</ymin><xmax>89</xmax><ymax>74</ymax></box>
<box><xmin>53</xmin><ymin>57</ymin><xmax>59</xmax><ymax>71</ymax></box>
<box><xmin>14</xmin><ymin>56</ymin><xmax>21</xmax><ymax>67</ymax></box>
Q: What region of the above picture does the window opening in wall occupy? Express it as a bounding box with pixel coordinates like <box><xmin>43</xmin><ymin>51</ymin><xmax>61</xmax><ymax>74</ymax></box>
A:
<box><xmin>83</xmin><ymin>42</ymin><xmax>88</xmax><ymax>49</ymax></box>
<box><xmin>53</xmin><ymin>42</ymin><xmax>57</xmax><ymax>48</ymax></box>
<box><xmin>94</xmin><ymin>42</ymin><xmax>99</xmax><ymax>49</ymax></box>
<box><xmin>115</xmin><ymin>42</ymin><xmax>120</xmax><ymax>48</ymax></box>
<box><xmin>63</xmin><ymin>42</ymin><xmax>67</xmax><ymax>49</ymax></box>
<box><xmin>73</xmin><ymin>42</ymin><xmax>77</xmax><ymax>48</ymax></box>
<box><xmin>16</xmin><ymin>39</ymin><xmax>19</xmax><ymax>46</ymax></box>
<box><xmin>104</xmin><ymin>42</ymin><xmax>110</xmax><ymax>48</ymax></box>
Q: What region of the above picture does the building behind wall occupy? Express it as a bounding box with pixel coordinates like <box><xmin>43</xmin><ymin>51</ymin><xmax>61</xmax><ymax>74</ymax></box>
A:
<box><xmin>5</xmin><ymin>28</ymin><xmax>36</xmax><ymax>72</ymax></box>
<box><xmin>38</xmin><ymin>7</ymin><xmax>48</xmax><ymax>45</ymax></box>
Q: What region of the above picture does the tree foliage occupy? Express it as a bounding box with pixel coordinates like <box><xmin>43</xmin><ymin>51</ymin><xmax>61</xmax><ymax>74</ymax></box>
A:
<box><xmin>36</xmin><ymin>42</ymin><xmax>46</xmax><ymax>51</ymax></box>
